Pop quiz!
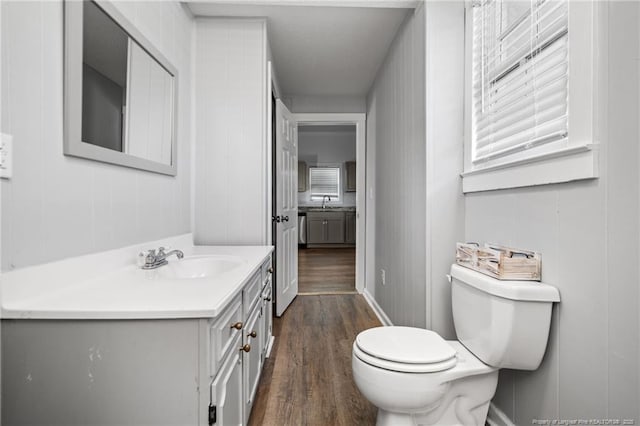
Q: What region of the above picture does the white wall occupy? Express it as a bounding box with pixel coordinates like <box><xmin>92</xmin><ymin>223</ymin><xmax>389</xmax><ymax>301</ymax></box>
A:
<box><xmin>468</xmin><ymin>2</ymin><xmax>640</xmax><ymax>423</ymax></box>
<box><xmin>0</xmin><ymin>1</ymin><xmax>193</xmax><ymax>271</ymax></box>
<box><xmin>193</xmin><ymin>19</ymin><xmax>268</xmax><ymax>245</ymax></box>
<box><xmin>298</xmin><ymin>126</ymin><xmax>356</xmax><ymax>206</ymax></box>
<box><xmin>286</xmin><ymin>95</ymin><xmax>366</xmax><ymax>113</ymax></box>
<box><xmin>365</xmin><ymin>6</ymin><xmax>427</xmax><ymax>327</ymax></box>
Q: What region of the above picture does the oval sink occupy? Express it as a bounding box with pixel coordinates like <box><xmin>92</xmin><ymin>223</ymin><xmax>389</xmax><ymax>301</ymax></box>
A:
<box><xmin>156</xmin><ymin>255</ymin><xmax>246</xmax><ymax>279</ymax></box>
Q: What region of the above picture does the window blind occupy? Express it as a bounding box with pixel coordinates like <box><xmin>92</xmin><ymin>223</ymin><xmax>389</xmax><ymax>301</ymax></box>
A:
<box><xmin>472</xmin><ymin>0</ymin><xmax>568</xmax><ymax>164</ymax></box>
<box><xmin>309</xmin><ymin>167</ymin><xmax>340</xmax><ymax>198</ymax></box>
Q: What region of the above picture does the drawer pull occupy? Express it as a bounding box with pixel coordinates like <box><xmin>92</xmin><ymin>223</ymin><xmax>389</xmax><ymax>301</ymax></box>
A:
<box><xmin>241</xmin><ymin>344</ymin><xmax>251</xmax><ymax>353</ymax></box>
<box><xmin>230</xmin><ymin>322</ymin><xmax>243</xmax><ymax>330</ymax></box>
<box><xmin>248</xmin><ymin>330</ymin><xmax>257</xmax><ymax>338</ymax></box>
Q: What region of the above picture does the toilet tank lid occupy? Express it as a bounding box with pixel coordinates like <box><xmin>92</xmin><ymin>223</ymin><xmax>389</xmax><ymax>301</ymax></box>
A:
<box><xmin>450</xmin><ymin>264</ymin><xmax>560</xmax><ymax>302</ymax></box>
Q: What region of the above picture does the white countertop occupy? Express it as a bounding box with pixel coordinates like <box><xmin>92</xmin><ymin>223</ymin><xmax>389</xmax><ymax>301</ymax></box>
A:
<box><xmin>1</xmin><ymin>234</ymin><xmax>274</xmax><ymax>320</ymax></box>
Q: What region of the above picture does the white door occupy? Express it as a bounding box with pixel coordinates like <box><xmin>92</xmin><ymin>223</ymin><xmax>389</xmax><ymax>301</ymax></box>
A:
<box><xmin>275</xmin><ymin>99</ymin><xmax>298</xmax><ymax>317</ymax></box>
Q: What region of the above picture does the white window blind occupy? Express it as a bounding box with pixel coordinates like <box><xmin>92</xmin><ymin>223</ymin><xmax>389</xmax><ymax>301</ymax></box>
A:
<box><xmin>471</xmin><ymin>0</ymin><xmax>569</xmax><ymax>164</ymax></box>
<box><xmin>309</xmin><ymin>167</ymin><xmax>340</xmax><ymax>198</ymax></box>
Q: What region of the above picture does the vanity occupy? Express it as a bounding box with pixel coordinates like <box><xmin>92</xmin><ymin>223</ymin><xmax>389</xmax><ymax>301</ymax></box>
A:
<box><xmin>1</xmin><ymin>234</ymin><xmax>273</xmax><ymax>426</ymax></box>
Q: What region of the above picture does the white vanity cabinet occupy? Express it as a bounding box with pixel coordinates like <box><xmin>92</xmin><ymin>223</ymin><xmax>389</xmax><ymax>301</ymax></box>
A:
<box><xmin>2</xmin><ymin>248</ymin><xmax>274</xmax><ymax>426</ymax></box>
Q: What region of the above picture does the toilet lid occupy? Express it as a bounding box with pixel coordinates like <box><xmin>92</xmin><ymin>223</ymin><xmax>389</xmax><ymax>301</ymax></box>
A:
<box><xmin>355</xmin><ymin>326</ymin><xmax>457</xmax><ymax>365</ymax></box>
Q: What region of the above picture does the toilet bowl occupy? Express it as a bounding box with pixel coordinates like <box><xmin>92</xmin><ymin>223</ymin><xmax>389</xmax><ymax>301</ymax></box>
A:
<box><xmin>352</xmin><ymin>264</ymin><xmax>560</xmax><ymax>426</ymax></box>
<box><xmin>352</xmin><ymin>326</ymin><xmax>498</xmax><ymax>426</ymax></box>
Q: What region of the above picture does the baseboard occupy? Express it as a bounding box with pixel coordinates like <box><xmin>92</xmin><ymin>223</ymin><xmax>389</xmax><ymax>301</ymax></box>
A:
<box><xmin>486</xmin><ymin>403</ymin><xmax>516</xmax><ymax>426</ymax></box>
<box><xmin>362</xmin><ymin>289</ymin><xmax>393</xmax><ymax>326</ymax></box>
<box><xmin>265</xmin><ymin>336</ymin><xmax>275</xmax><ymax>358</ymax></box>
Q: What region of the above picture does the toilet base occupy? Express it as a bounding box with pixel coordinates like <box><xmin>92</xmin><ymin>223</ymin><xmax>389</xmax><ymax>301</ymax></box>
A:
<box><xmin>376</xmin><ymin>410</ymin><xmax>415</xmax><ymax>426</ymax></box>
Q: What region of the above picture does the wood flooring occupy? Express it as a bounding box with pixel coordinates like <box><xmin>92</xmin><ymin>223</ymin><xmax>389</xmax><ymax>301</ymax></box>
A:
<box><xmin>248</xmin><ymin>294</ymin><xmax>381</xmax><ymax>426</ymax></box>
<box><xmin>298</xmin><ymin>248</ymin><xmax>356</xmax><ymax>294</ymax></box>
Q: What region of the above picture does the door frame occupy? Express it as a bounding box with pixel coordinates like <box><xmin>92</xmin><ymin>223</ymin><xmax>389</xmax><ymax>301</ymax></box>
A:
<box><xmin>293</xmin><ymin>113</ymin><xmax>366</xmax><ymax>294</ymax></box>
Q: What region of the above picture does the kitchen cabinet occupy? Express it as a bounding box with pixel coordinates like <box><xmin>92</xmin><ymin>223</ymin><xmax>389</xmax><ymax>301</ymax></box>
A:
<box><xmin>306</xmin><ymin>211</ymin><xmax>345</xmax><ymax>245</ymax></box>
<box><xmin>345</xmin><ymin>212</ymin><xmax>356</xmax><ymax>244</ymax></box>
<box><xmin>345</xmin><ymin>161</ymin><xmax>356</xmax><ymax>192</ymax></box>
<box><xmin>298</xmin><ymin>161</ymin><xmax>307</xmax><ymax>192</ymax></box>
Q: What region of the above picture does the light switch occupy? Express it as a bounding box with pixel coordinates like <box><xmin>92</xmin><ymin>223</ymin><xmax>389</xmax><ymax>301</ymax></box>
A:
<box><xmin>0</xmin><ymin>133</ymin><xmax>12</xmax><ymax>179</ymax></box>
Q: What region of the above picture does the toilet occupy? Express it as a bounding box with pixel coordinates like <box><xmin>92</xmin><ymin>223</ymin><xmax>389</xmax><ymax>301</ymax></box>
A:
<box><xmin>352</xmin><ymin>264</ymin><xmax>561</xmax><ymax>426</ymax></box>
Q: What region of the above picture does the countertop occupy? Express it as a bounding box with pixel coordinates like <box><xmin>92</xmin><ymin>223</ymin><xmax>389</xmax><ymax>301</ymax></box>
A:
<box><xmin>299</xmin><ymin>206</ymin><xmax>356</xmax><ymax>213</ymax></box>
<box><xmin>1</xmin><ymin>234</ymin><xmax>273</xmax><ymax>320</ymax></box>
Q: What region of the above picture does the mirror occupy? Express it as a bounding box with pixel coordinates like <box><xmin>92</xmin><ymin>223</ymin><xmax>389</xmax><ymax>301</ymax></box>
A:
<box><xmin>64</xmin><ymin>0</ymin><xmax>178</xmax><ymax>175</ymax></box>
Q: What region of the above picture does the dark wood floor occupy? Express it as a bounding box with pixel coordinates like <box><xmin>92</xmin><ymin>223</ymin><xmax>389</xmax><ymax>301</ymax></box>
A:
<box><xmin>248</xmin><ymin>294</ymin><xmax>381</xmax><ymax>426</ymax></box>
<box><xmin>298</xmin><ymin>248</ymin><xmax>356</xmax><ymax>294</ymax></box>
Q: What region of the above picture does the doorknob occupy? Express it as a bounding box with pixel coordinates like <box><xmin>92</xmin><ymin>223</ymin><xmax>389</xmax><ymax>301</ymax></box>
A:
<box><xmin>272</xmin><ymin>215</ymin><xmax>281</xmax><ymax>223</ymax></box>
<box><xmin>282</xmin><ymin>216</ymin><xmax>289</xmax><ymax>222</ymax></box>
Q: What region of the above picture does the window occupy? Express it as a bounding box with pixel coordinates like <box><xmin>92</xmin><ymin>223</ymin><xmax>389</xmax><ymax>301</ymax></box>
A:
<box><xmin>309</xmin><ymin>167</ymin><xmax>340</xmax><ymax>201</ymax></box>
<box><xmin>463</xmin><ymin>0</ymin><xmax>599</xmax><ymax>192</ymax></box>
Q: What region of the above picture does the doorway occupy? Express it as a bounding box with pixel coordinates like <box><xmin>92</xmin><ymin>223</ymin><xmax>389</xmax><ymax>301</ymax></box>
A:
<box><xmin>297</xmin><ymin>123</ymin><xmax>357</xmax><ymax>294</ymax></box>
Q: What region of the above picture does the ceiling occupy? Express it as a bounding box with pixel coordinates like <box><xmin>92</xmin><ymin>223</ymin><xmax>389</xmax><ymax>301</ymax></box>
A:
<box><xmin>186</xmin><ymin>1</ymin><xmax>413</xmax><ymax>97</ymax></box>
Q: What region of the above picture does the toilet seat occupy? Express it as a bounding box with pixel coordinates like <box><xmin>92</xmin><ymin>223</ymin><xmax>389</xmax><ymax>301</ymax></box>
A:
<box><xmin>354</xmin><ymin>326</ymin><xmax>458</xmax><ymax>373</ymax></box>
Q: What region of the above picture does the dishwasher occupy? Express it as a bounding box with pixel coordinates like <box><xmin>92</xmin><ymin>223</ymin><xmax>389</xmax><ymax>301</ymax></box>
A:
<box><xmin>298</xmin><ymin>212</ymin><xmax>306</xmax><ymax>246</ymax></box>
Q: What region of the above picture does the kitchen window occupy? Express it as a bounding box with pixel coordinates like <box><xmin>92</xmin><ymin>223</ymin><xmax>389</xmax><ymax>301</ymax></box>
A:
<box><xmin>309</xmin><ymin>167</ymin><xmax>340</xmax><ymax>201</ymax></box>
<box><xmin>462</xmin><ymin>0</ymin><xmax>599</xmax><ymax>192</ymax></box>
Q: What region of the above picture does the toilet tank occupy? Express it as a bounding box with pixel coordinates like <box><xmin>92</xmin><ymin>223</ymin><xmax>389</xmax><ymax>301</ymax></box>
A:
<box><xmin>450</xmin><ymin>264</ymin><xmax>560</xmax><ymax>370</ymax></box>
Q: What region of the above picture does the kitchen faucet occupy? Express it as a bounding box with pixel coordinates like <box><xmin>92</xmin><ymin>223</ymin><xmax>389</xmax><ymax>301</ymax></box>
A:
<box><xmin>138</xmin><ymin>247</ymin><xmax>184</xmax><ymax>269</ymax></box>
<box><xmin>322</xmin><ymin>195</ymin><xmax>331</xmax><ymax>209</ymax></box>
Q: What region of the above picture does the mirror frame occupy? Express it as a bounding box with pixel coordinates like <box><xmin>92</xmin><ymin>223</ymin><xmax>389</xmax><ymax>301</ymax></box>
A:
<box><xmin>64</xmin><ymin>0</ymin><xmax>178</xmax><ymax>176</ymax></box>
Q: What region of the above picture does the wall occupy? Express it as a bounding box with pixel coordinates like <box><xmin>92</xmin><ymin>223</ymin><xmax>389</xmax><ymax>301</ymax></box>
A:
<box><xmin>298</xmin><ymin>126</ymin><xmax>356</xmax><ymax>206</ymax></box>
<box><xmin>0</xmin><ymin>1</ymin><xmax>193</xmax><ymax>271</ymax></box>
<box><xmin>286</xmin><ymin>95</ymin><xmax>366</xmax><ymax>113</ymax></box>
<box><xmin>467</xmin><ymin>2</ymin><xmax>640</xmax><ymax>423</ymax></box>
<box><xmin>365</xmin><ymin>5</ymin><xmax>427</xmax><ymax>327</ymax></box>
<box><xmin>193</xmin><ymin>19</ymin><xmax>268</xmax><ymax>245</ymax></box>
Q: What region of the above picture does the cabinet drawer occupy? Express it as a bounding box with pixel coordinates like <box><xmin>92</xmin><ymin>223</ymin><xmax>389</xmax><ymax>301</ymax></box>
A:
<box><xmin>261</xmin><ymin>256</ymin><xmax>273</xmax><ymax>284</ymax></box>
<box><xmin>243</xmin><ymin>271</ymin><xmax>262</xmax><ymax>319</ymax></box>
<box><xmin>209</xmin><ymin>294</ymin><xmax>243</xmax><ymax>376</ymax></box>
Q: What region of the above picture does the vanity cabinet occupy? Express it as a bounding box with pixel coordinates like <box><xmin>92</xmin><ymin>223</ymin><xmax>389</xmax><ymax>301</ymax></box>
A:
<box><xmin>2</xmin><ymin>253</ymin><xmax>274</xmax><ymax>426</ymax></box>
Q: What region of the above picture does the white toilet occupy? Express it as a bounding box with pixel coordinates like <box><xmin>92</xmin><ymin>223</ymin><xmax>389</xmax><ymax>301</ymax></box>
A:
<box><xmin>352</xmin><ymin>264</ymin><xmax>560</xmax><ymax>426</ymax></box>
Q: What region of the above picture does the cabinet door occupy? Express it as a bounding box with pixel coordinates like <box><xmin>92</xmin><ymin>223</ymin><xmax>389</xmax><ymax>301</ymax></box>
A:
<box><xmin>345</xmin><ymin>161</ymin><xmax>356</xmax><ymax>192</ymax></box>
<box><xmin>210</xmin><ymin>334</ymin><xmax>243</xmax><ymax>426</ymax></box>
<box><xmin>326</xmin><ymin>217</ymin><xmax>345</xmax><ymax>243</ymax></box>
<box><xmin>298</xmin><ymin>161</ymin><xmax>307</xmax><ymax>192</ymax></box>
<box><xmin>243</xmin><ymin>306</ymin><xmax>263</xmax><ymax>425</ymax></box>
<box><xmin>345</xmin><ymin>212</ymin><xmax>356</xmax><ymax>244</ymax></box>
<box><xmin>307</xmin><ymin>218</ymin><xmax>325</xmax><ymax>243</ymax></box>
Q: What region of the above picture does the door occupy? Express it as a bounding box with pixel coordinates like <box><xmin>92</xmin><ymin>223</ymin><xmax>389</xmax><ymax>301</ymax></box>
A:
<box><xmin>275</xmin><ymin>99</ymin><xmax>298</xmax><ymax>316</ymax></box>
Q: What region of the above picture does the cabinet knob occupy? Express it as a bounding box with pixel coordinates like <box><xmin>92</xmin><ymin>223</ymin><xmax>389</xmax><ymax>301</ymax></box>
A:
<box><xmin>230</xmin><ymin>322</ymin><xmax>243</xmax><ymax>330</ymax></box>
<box><xmin>248</xmin><ymin>330</ymin><xmax>257</xmax><ymax>338</ymax></box>
<box><xmin>264</xmin><ymin>296</ymin><xmax>272</xmax><ymax>302</ymax></box>
<box><xmin>267</xmin><ymin>267</ymin><xmax>273</xmax><ymax>274</ymax></box>
<box><xmin>241</xmin><ymin>344</ymin><xmax>251</xmax><ymax>353</ymax></box>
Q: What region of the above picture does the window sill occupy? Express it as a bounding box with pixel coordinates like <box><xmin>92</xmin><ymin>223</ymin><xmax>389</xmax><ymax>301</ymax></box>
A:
<box><xmin>461</xmin><ymin>145</ymin><xmax>599</xmax><ymax>193</ymax></box>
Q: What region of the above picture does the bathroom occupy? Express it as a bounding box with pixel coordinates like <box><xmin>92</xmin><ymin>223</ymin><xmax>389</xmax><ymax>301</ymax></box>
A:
<box><xmin>1</xmin><ymin>1</ymin><xmax>639</xmax><ymax>425</ymax></box>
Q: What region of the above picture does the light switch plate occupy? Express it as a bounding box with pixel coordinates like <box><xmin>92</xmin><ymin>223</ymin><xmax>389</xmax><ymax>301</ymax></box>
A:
<box><xmin>0</xmin><ymin>133</ymin><xmax>13</xmax><ymax>179</ymax></box>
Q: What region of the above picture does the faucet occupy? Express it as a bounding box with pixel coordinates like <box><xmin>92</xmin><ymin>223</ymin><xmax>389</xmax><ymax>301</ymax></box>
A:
<box><xmin>139</xmin><ymin>247</ymin><xmax>184</xmax><ymax>269</ymax></box>
<box><xmin>322</xmin><ymin>195</ymin><xmax>331</xmax><ymax>209</ymax></box>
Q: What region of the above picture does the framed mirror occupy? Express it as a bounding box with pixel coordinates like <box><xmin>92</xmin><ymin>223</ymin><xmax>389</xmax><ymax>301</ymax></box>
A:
<box><xmin>64</xmin><ymin>0</ymin><xmax>178</xmax><ymax>176</ymax></box>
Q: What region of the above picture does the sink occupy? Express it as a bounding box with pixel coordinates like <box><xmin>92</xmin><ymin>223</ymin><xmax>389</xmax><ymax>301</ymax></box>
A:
<box><xmin>155</xmin><ymin>255</ymin><xmax>246</xmax><ymax>279</ymax></box>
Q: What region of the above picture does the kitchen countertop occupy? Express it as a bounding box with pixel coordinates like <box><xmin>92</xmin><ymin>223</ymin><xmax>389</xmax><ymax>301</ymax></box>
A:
<box><xmin>299</xmin><ymin>206</ymin><xmax>356</xmax><ymax>213</ymax></box>
<box><xmin>1</xmin><ymin>234</ymin><xmax>273</xmax><ymax>320</ymax></box>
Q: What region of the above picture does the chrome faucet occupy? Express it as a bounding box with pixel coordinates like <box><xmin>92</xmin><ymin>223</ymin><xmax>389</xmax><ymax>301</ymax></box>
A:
<box><xmin>138</xmin><ymin>247</ymin><xmax>184</xmax><ymax>269</ymax></box>
<box><xmin>322</xmin><ymin>195</ymin><xmax>331</xmax><ymax>209</ymax></box>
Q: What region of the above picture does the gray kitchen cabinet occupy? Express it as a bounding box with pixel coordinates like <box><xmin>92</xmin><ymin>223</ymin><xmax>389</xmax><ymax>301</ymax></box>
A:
<box><xmin>306</xmin><ymin>212</ymin><xmax>345</xmax><ymax>244</ymax></box>
<box><xmin>345</xmin><ymin>161</ymin><xmax>356</xmax><ymax>192</ymax></box>
<box><xmin>345</xmin><ymin>212</ymin><xmax>356</xmax><ymax>244</ymax></box>
<box><xmin>298</xmin><ymin>161</ymin><xmax>307</xmax><ymax>192</ymax></box>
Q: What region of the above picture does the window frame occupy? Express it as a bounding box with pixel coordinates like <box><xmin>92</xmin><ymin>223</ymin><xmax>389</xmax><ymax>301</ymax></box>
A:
<box><xmin>462</xmin><ymin>0</ymin><xmax>600</xmax><ymax>193</ymax></box>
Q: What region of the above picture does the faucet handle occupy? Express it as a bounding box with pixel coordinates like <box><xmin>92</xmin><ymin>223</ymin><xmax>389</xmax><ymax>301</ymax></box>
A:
<box><xmin>138</xmin><ymin>249</ymin><xmax>156</xmax><ymax>267</ymax></box>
